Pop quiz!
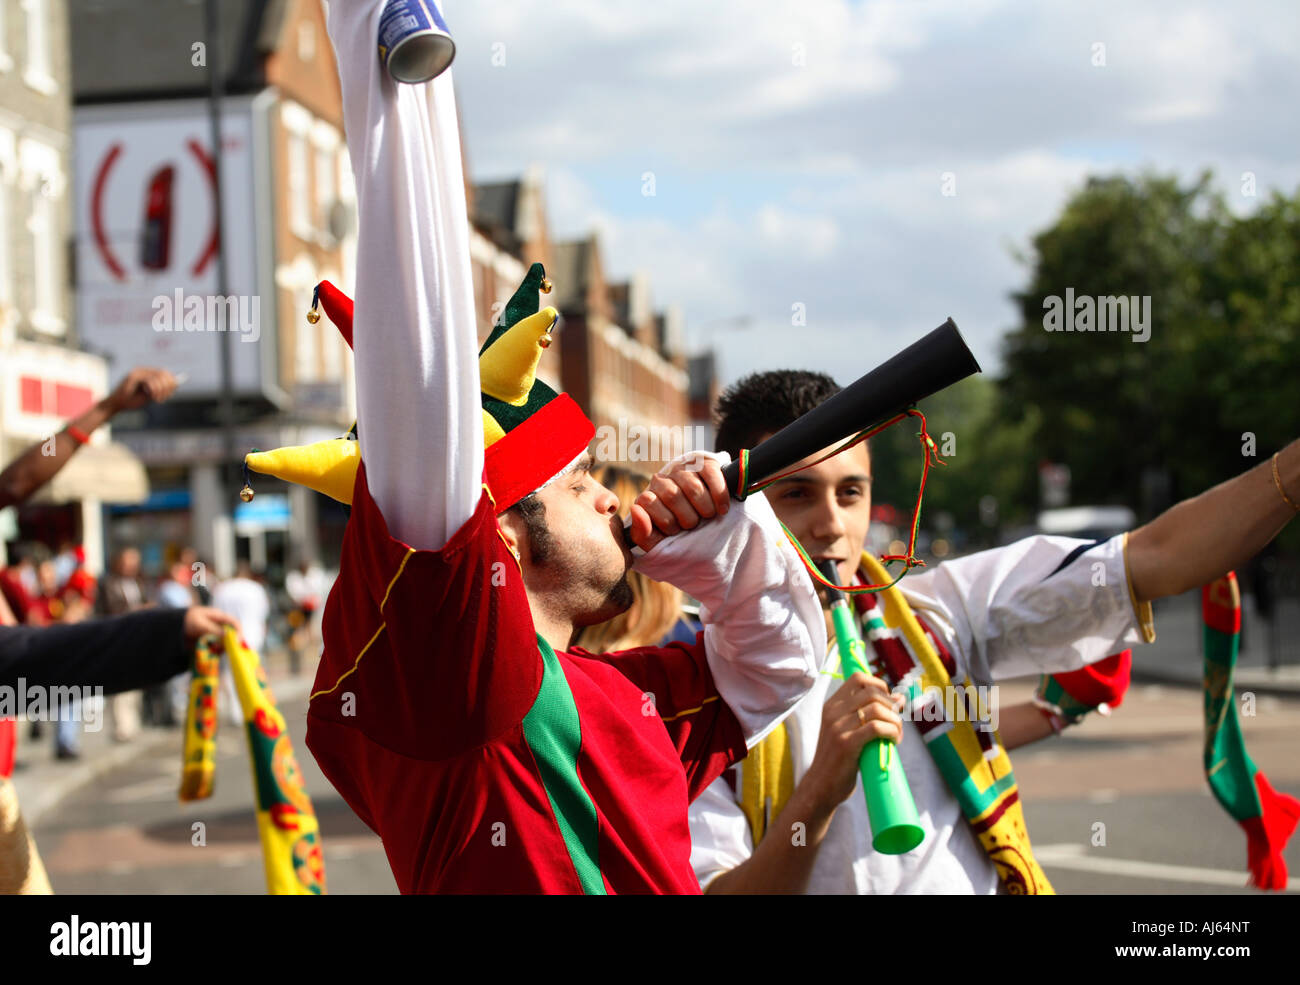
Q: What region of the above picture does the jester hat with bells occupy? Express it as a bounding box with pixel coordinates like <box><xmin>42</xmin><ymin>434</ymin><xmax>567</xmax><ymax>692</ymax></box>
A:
<box><xmin>242</xmin><ymin>263</ymin><xmax>595</xmax><ymax>513</ymax></box>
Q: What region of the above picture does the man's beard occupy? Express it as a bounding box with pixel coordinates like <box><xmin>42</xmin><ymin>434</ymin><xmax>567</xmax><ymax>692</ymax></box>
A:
<box><xmin>604</xmin><ymin>573</ymin><xmax>634</xmax><ymax>613</ymax></box>
<box><xmin>568</xmin><ymin>569</ymin><xmax>635</xmax><ymax>629</ymax></box>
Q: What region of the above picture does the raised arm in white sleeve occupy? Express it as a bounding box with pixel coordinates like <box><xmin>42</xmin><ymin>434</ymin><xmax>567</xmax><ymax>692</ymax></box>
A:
<box><xmin>900</xmin><ymin>533</ymin><xmax>1156</xmax><ymax>685</ymax></box>
<box><xmin>633</xmin><ymin>452</ymin><xmax>825</xmax><ymax>747</ymax></box>
<box><xmin>324</xmin><ymin>0</ymin><xmax>482</xmax><ymax>550</ymax></box>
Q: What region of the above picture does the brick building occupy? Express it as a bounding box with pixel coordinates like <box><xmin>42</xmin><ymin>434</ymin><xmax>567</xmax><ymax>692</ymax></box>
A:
<box><xmin>0</xmin><ymin>0</ymin><xmax>139</xmax><ymax>574</ymax></box>
<box><xmin>68</xmin><ymin>0</ymin><xmax>530</xmax><ymax>574</ymax></box>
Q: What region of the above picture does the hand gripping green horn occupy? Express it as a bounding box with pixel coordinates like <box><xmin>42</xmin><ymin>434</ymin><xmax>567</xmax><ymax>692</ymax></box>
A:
<box><xmin>816</xmin><ymin>559</ymin><xmax>924</xmax><ymax>855</ymax></box>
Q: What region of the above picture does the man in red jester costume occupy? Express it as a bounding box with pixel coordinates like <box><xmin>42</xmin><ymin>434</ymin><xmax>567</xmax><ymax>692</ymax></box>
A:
<box><xmin>243</xmin><ymin>0</ymin><xmax>870</xmax><ymax>895</ymax></box>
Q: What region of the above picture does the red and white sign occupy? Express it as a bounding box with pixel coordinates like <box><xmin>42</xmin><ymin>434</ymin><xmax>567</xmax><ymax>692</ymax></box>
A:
<box><xmin>75</xmin><ymin>97</ymin><xmax>267</xmax><ymax>396</ymax></box>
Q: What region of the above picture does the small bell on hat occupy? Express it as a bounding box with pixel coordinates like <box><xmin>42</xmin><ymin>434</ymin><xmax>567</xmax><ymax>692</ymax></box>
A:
<box><xmin>240</xmin><ymin>282</ymin><xmax>359</xmax><ymax>504</ymax></box>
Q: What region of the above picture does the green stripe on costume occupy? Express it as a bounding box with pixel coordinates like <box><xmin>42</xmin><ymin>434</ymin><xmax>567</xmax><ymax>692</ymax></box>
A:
<box><xmin>522</xmin><ymin>636</ymin><xmax>606</xmax><ymax>895</ymax></box>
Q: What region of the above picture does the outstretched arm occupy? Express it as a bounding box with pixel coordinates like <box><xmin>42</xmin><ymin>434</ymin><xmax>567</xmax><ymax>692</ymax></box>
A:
<box><xmin>1127</xmin><ymin>440</ymin><xmax>1299</xmax><ymax>602</ymax></box>
<box><xmin>0</xmin><ymin>607</ymin><xmax>238</xmax><ymax>695</ymax></box>
<box><xmin>0</xmin><ymin>368</ymin><xmax>176</xmax><ymax>509</ymax></box>
<box><xmin>324</xmin><ymin>0</ymin><xmax>482</xmax><ymax>550</ymax></box>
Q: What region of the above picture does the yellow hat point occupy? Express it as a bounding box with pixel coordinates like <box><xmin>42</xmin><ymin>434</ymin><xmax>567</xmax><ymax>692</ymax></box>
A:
<box><xmin>482</xmin><ymin>408</ymin><xmax>506</xmax><ymax>449</ymax></box>
<box><xmin>245</xmin><ymin>439</ymin><xmax>360</xmax><ymax>505</ymax></box>
<box><xmin>479</xmin><ymin>307</ymin><xmax>558</xmax><ymax>406</ymax></box>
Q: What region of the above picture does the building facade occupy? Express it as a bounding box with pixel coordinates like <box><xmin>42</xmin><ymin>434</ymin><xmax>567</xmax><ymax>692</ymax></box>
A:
<box><xmin>552</xmin><ymin>234</ymin><xmax>694</xmax><ymax>473</ymax></box>
<box><xmin>0</xmin><ymin>0</ymin><xmax>132</xmax><ymax>575</ymax></box>
<box><xmin>70</xmin><ymin>0</ymin><xmax>561</xmax><ymax>575</ymax></box>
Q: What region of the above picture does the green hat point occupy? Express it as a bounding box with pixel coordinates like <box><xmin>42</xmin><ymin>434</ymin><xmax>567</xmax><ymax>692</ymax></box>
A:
<box><xmin>480</xmin><ymin>262</ymin><xmax>548</xmax><ymax>355</ymax></box>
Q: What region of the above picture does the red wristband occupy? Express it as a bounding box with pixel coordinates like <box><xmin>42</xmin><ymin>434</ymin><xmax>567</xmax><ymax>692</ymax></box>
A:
<box><xmin>65</xmin><ymin>425</ymin><xmax>91</xmax><ymax>446</ymax></box>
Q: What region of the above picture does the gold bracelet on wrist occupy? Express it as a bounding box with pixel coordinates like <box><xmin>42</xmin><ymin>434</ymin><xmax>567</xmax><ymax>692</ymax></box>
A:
<box><xmin>1272</xmin><ymin>452</ymin><xmax>1299</xmax><ymax>513</ymax></box>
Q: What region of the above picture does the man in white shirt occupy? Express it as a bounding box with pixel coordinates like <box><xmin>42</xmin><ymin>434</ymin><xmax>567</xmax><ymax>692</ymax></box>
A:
<box><xmin>211</xmin><ymin>562</ymin><xmax>271</xmax><ymax>726</ymax></box>
<box><xmin>690</xmin><ymin>369</ymin><xmax>1300</xmax><ymax>894</ymax></box>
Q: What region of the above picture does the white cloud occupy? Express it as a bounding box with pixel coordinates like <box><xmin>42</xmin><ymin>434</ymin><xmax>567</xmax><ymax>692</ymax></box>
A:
<box><xmin>442</xmin><ymin>0</ymin><xmax>1300</xmax><ymax>388</ymax></box>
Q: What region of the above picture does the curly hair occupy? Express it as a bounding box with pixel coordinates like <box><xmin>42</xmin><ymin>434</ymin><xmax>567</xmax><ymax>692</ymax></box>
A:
<box><xmin>713</xmin><ymin>370</ymin><xmax>844</xmax><ymax>459</ymax></box>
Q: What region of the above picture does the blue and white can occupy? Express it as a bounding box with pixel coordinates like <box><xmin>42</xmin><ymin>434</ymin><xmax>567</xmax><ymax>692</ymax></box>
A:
<box><xmin>378</xmin><ymin>0</ymin><xmax>455</xmax><ymax>84</ymax></box>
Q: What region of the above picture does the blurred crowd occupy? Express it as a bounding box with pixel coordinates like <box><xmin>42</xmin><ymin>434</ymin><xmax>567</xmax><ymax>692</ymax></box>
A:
<box><xmin>0</xmin><ymin>542</ymin><xmax>332</xmax><ymax>757</ymax></box>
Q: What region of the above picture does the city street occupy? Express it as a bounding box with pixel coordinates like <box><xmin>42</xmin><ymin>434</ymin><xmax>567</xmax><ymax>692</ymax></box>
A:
<box><xmin>29</xmin><ymin>692</ymin><xmax>398</xmax><ymax>895</ymax></box>
<box><xmin>22</xmin><ymin>678</ymin><xmax>1300</xmax><ymax>895</ymax></box>
<box><xmin>1012</xmin><ymin>679</ymin><xmax>1300</xmax><ymax>894</ymax></box>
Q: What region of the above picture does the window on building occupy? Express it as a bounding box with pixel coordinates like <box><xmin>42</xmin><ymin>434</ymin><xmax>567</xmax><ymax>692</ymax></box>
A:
<box><xmin>21</xmin><ymin>0</ymin><xmax>54</xmax><ymax>94</ymax></box>
<box><xmin>0</xmin><ymin>1</ymin><xmax>13</xmax><ymax>72</ymax></box>
<box><xmin>0</xmin><ymin>128</ymin><xmax>13</xmax><ymax>318</ymax></box>
<box><xmin>20</xmin><ymin>137</ymin><xmax>63</xmax><ymax>335</ymax></box>
<box><xmin>315</xmin><ymin>142</ymin><xmax>335</xmax><ymax>239</ymax></box>
<box><xmin>287</xmin><ymin>130</ymin><xmax>311</xmax><ymax>239</ymax></box>
<box><xmin>0</xmin><ymin>185</ymin><xmax>10</xmax><ymax>317</ymax></box>
<box><xmin>29</xmin><ymin>183</ymin><xmax>61</xmax><ymax>333</ymax></box>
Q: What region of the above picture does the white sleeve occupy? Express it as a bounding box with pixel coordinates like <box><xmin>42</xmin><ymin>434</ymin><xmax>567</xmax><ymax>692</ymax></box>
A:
<box><xmin>900</xmin><ymin>533</ymin><xmax>1156</xmax><ymax>685</ymax></box>
<box><xmin>324</xmin><ymin>0</ymin><xmax>482</xmax><ymax>550</ymax></box>
<box><xmin>689</xmin><ymin>775</ymin><xmax>754</xmax><ymax>890</ymax></box>
<box><xmin>632</xmin><ymin>452</ymin><xmax>825</xmax><ymax>747</ymax></box>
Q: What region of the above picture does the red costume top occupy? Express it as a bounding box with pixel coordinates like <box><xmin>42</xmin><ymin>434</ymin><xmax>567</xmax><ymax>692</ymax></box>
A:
<box><xmin>306</xmin><ymin>464</ymin><xmax>747</xmax><ymax>894</ymax></box>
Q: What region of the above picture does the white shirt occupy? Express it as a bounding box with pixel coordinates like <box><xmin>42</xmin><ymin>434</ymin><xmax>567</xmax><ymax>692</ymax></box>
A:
<box><xmin>211</xmin><ymin>577</ymin><xmax>271</xmax><ymax>653</ymax></box>
<box><xmin>286</xmin><ymin>566</ymin><xmax>331</xmax><ymax>609</ymax></box>
<box><xmin>689</xmin><ymin>533</ymin><xmax>1156</xmax><ymax>894</ymax></box>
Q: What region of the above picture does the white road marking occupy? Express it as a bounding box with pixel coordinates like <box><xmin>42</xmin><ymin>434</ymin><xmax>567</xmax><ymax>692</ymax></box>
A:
<box><xmin>103</xmin><ymin>775</ymin><xmax>184</xmax><ymax>803</ymax></box>
<box><xmin>1034</xmin><ymin>843</ymin><xmax>1300</xmax><ymax>891</ymax></box>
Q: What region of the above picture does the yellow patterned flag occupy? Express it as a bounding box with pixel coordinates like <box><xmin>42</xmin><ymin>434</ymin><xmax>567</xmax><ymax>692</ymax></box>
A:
<box><xmin>181</xmin><ymin>628</ymin><xmax>326</xmax><ymax>895</ymax></box>
<box><xmin>179</xmin><ymin>637</ymin><xmax>220</xmax><ymax>801</ymax></box>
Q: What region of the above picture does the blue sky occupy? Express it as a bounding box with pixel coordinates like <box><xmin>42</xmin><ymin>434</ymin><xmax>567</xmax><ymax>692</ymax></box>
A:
<box><xmin>442</xmin><ymin>0</ymin><xmax>1300</xmax><ymax>387</ymax></box>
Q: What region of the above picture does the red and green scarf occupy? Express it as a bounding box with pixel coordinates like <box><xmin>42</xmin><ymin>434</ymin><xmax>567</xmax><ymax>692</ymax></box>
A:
<box><xmin>1202</xmin><ymin>572</ymin><xmax>1299</xmax><ymax>890</ymax></box>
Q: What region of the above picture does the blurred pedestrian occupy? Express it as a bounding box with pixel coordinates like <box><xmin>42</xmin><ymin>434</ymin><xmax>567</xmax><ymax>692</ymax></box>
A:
<box><xmin>0</xmin><ymin>546</ymin><xmax>39</xmax><ymax>625</ymax></box>
<box><xmin>285</xmin><ymin>557</ymin><xmax>329</xmax><ymax>674</ymax></box>
<box><xmin>59</xmin><ymin>545</ymin><xmax>97</xmax><ymax>612</ymax></box>
<box><xmin>25</xmin><ymin>559</ymin><xmax>91</xmax><ymax>758</ymax></box>
<box><xmin>211</xmin><ymin>561</ymin><xmax>270</xmax><ymax>725</ymax></box>
<box><xmin>151</xmin><ymin>556</ymin><xmax>197</xmax><ymax>727</ymax></box>
<box><xmin>97</xmin><ymin>547</ymin><xmax>149</xmax><ymax>741</ymax></box>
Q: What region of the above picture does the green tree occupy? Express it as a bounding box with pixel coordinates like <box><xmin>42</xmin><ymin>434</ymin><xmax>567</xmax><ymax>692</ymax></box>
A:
<box><xmin>869</xmin><ymin>375</ymin><xmax>1039</xmax><ymax>546</ymax></box>
<box><xmin>997</xmin><ymin>171</ymin><xmax>1300</xmax><ymax>536</ymax></box>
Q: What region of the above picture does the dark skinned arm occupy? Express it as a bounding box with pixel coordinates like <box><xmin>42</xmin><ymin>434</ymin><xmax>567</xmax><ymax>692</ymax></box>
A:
<box><xmin>0</xmin><ymin>367</ymin><xmax>177</xmax><ymax>509</ymax></box>
<box><xmin>1127</xmin><ymin>439</ymin><xmax>1299</xmax><ymax>603</ymax></box>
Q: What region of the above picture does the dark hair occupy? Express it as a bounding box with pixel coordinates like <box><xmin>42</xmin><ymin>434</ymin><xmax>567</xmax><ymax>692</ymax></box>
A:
<box><xmin>713</xmin><ymin>370</ymin><xmax>844</xmax><ymax>459</ymax></box>
<box><xmin>508</xmin><ymin>493</ymin><xmax>555</xmax><ymax>565</ymax></box>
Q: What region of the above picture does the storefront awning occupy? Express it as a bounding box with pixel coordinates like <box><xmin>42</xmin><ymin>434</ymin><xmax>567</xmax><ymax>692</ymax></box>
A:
<box><xmin>32</xmin><ymin>442</ymin><xmax>150</xmax><ymax>505</ymax></box>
